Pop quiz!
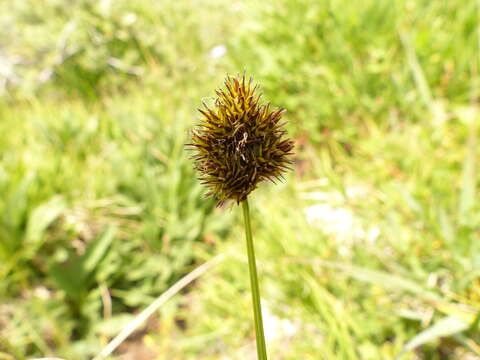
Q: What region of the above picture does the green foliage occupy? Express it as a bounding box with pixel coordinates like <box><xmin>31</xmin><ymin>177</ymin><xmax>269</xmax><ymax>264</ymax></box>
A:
<box><xmin>228</xmin><ymin>0</ymin><xmax>478</xmax><ymax>143</ymax></box>
<box><xmin>0</xmin><ymin>0</ymin><xmax>231</xmax><ymax>98</ymax></box>
<box><xmin>0</xmin><ymin>88</ymin><xmax>232</xmax><ymax>358</ymax></box>
<box><xmin>181</xmin><ymin>113</ymin><xmax>480</xmax><ymax>359</ymax></box>
<box><xmin>1</xmin><ymin>0</ymin><xmax>479</xmax><ymax>359</ymax></box>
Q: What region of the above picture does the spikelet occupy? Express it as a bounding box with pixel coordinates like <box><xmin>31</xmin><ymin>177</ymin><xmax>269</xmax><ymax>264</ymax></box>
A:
<box><xmin>188</xmin><ymin>74</ymin><xmax>294</xmax><ymax>205</ymax></box>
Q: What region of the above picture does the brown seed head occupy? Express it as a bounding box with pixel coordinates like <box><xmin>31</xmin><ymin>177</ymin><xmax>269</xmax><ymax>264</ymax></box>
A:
<box><xmin>187</xmin><ymin>74</ymin><xmax>294</xmax><ymax>206</ymax></box>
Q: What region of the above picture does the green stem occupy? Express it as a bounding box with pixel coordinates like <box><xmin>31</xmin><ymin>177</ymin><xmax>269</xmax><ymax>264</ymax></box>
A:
<box><xmin>242</xmin><ymin>198</ymin><xmax>268</xmax><ymax>360</ymax></box>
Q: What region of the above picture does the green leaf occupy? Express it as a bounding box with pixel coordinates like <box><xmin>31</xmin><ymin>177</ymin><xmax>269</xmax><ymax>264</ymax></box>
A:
<box><xmin>398</xmin><ymin>316</ymin><xmax>470</xmax><ymax>358</ymax></box>
<box><xmin>458</xmin><ymin>109</ymin><xmax>478</xmax><ymax>225</ymax></box>
<box><xmin>25</xmin><ymin>195</ymin><xmax>66</xmax><ymax>253</ymax></box>
<box><xmin>82</xmin><ymin>225</ymin><xmax>116</xmax><ymax>275</ymax></box>
<box><xmin>317</xmin><ymin>260</ymin><xmax>441</xmax><ymax>301</ymax></box>
<box><xmin>93</xmin><ymin>314</ymin><xmax>135</xmax><ymax>337</ymax></box>
<box><xmin>49</xmin><ymin>226</ymin><xmax>116</xmax><ymax>299</ymax></box>
<box><xmin>50</xmin><ymin>258</ymin><xmax>86</xmax><ymax>299</ymax></box>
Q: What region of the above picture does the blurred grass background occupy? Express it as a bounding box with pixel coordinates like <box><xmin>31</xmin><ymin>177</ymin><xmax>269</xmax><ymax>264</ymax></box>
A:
<box><xmin>0</xmin><ymin>0</ymin><xmax>479</xmax><ymax>359</ymax></box>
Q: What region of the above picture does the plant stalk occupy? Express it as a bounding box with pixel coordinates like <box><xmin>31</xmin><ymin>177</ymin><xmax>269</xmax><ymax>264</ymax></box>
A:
<box><xmin>242</xmin><ymin>198</ymin><xmax>268</xmax><ymax>360</ymax></box>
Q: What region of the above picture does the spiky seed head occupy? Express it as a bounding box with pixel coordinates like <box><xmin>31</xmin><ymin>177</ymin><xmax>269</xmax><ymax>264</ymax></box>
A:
<box><xmin>187</xmin><ymin>74</ymin><xmax>294</xmax><ymax>206</ymax></box>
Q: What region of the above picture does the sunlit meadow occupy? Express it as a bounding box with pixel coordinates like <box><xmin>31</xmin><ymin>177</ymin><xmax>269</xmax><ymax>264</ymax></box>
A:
<box><xmin>0</xmin><ymin>1</ymin><xmax>479</xmax><ymax>359</ymax></box>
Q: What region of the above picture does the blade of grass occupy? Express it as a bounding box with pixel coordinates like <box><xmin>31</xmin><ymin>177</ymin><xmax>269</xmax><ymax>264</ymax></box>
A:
<box><xmin>399</xmin><ymin>31</ymin><xmax>433</xmax><ymax>109</ymax></box>
<box><xmin>396</xmin><ymin>315</ymin><xmax>470</xmax><ymax>359</ymax></box>
<box><xmin>458</xmin><ymin>110</ymin><xmax>478</xmax><ymax>226</ymax></box>
<box><xmin>291</xmin><ymin>258</ymin><xmax>441</xmax><ymax>301</ymax></box>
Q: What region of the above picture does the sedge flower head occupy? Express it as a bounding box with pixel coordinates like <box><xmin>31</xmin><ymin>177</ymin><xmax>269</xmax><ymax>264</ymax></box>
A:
<box><xmin>188</xmin><ymin>74</ymin><xmax>294</xmax><ymax>205</ymax></box>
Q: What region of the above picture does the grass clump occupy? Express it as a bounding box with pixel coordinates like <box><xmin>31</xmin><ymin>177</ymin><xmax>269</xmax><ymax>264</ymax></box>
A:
<box><xmin>1</xmin><ymin>0</ymin><xmax>479</xmax><ymax>359</ymax></box>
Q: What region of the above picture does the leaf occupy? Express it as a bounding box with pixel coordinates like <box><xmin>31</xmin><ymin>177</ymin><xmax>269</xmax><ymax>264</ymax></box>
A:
<box><xmin>25</xmin><ymin>196</ymin><xmax>66</xmax><ymax>253</ymax></box>
<box><xmin>93</xmin><ymin>314</ymin><xmax>135</xmax><ymax>337</ymax></box>
<box><xmin>399</xmin><ymin>31</ymin><xmax>433</xmax><ymax>108</ymax></box>
<box><xmin>82</xmin><ymin>225</ymin><xmax>116</xmax><ymax>275</ymax></box>
<box><xmin>316</xmin><ymin>260</ymin><xmax>441</xmax><ymax>301</ymax></box>
<box><xmin>435</xmin><ymin>301</ymin><xmax>477</xmax><ymax>324</ymax></box>
<box><xmin>50</xmin><ymin>259</ymin><xmax>86</xmax><ymax>299</ymax></box>
<box><xmin>49</xmin><ymin>226</ymin><xmax>116</xmax><ymax>299</ymax></box>
<box><xmin>438</xmin><ymin>207</ymin><xmax>455</xmax><ymax>245</ymax></box>
<box><xmin>398</xmin><ymin>316</ymin><xmax>470</xmax><ymax>357</ymax></box>
<box><xmin>458</xmin><ymin>112</ymin><xmax>478</xmax><ymax>225</ymax></box>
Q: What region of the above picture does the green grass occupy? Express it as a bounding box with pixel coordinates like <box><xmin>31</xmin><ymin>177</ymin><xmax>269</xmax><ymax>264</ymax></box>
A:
<box><xmin>0</xmin><ymin>0</ymin><xmax>479</xmax><ymax>359</ymax></box>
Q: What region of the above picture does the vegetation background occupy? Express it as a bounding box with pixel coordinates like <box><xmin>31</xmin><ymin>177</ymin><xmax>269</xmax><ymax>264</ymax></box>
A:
<box><xmin>0</xmin><ymin>0</ymin><xmax>479</xmax><ymax>359</ymax></box>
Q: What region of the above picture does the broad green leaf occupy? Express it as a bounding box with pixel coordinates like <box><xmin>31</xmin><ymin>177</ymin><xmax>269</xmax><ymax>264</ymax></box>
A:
<box><xmin>50</xmin><ymin>258</ymin><xmax>86</xmax><ymax>299</ymax></box>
